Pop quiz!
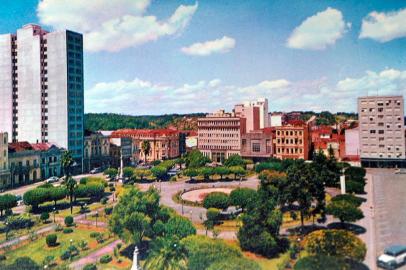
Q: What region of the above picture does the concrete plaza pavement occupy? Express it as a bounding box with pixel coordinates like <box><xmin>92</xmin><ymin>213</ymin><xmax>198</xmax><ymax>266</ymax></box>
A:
<box><xmin>369</xmin><ymin>169</ymin><xmax>406</xmax><ymax>270</ymax></box>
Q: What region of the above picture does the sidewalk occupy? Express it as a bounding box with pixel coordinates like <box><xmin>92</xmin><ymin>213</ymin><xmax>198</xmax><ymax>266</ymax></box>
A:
<box><xmin>70</xmin><ymin>239</ymin><xmax>122</xmax><ymax>270</ymax></box>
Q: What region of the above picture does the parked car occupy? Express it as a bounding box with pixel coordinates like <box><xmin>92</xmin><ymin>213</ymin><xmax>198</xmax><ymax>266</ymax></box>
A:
<box><xmin>46</xmin><ymin>176</ymin><xmax>59</xmax><ymax>183</ymax></box>
<box><xmin>377</xmin><ymin>245</ymin><xmax>406</xmax><ymax>269</ymax></box>
<box><xmin>90</xmin><ymin>167</ymin><xmax>102</xmax><ymax>174</ymax></box>
<box><xmin>395</xmin><ymin>168</ymin><xmax>406</xmax><ymax>174</ymax></box>
<box><xmin>16</xmin><ymin>195</ymin><xmax>23</xmax><ymax>206</ymax></box>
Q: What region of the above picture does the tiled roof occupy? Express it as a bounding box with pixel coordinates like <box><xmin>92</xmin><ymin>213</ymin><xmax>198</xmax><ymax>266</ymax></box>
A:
<box><xmin>112</xmin><ymin>129</ymin><xmax>180</xmax><ymax>138</ymax></box>
<box><xmin>31</xmin><ymin>143</ymin><xmax>52</xmax><ymax>151</ymax></box>
<box><xmin>8</xmin><ymin>142</ymin><xmax>33</xmax><ymax>152</ymax></box>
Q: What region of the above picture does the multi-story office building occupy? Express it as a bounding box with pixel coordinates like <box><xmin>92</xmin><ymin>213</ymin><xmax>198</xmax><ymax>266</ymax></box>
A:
<box><xmin>358</xmin><ymin>96</ymin><xmax>406</xmax><ymax>167</ymax></box>
<box><xmin>0</xmin><ymin>24</ymin><xmax>84</xmax><ymax>171</ymax></box>
<box><xmin>273</xmin><ymin>120</ymin><xmax>310</xmax><ymax>160</ymax></box>
<box><xmin>0</xmin><ymin>133</ymin><xmax>10</xmax><ymax>188</ymax></box>
<box><xmin>112</xmin><ymin>129</ymin><xmax>180</xmax><ymax>162</ymax></box>
<box><xmin>198</xmin><ymin>110</ymin><xmax>246</xmax><ymax>163</ymax></box>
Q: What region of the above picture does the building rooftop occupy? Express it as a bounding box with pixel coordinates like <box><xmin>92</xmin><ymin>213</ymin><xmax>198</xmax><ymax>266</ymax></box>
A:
<box><xmin>112</xmin><ymin>129</ymin><xmax>180</xmax><ymax>138</ymax></box>
<box><xmin>8</xmin><ymin>142</ymin><xmax>33</xmax><ymax>152</ymax></box>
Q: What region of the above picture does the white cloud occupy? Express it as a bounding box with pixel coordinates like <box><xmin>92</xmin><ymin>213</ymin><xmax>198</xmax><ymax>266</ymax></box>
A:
<box><xmin>86</xmin><ymin>69</ymin><xmax>406</xmax><ymax>115</ymax></box>
<box><xmin>359</xmin><ymin>8</ymin><xmax>406</xmax><ymax>42</ymax></box>
<box><xmin>287</xmin><ymin>7</ymin><xmax>349</xmax><ymax>50</ymax></box>
<box><xmin>37</xmin><ymin>0</ymin><xmax>198</xmax><ymax>52</ymax></box>
<box><xmin>181</xmin><ymin>36</ymin><xmax>236</xmax><ymax>56</ymax></box>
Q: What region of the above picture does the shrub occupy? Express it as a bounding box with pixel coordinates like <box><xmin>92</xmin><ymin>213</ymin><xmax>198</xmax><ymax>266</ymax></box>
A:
<box><xmin>203</xmin><ymin>192</ymin><xmax>229</xmax><ymax>209</ymax></box>
<box><xmin>80</xmin><ymin>178</ymin><xmax>87</xmax><ymax>185</ymax></box>
<box><xmin>40</xmin><ymin>212</ymin><xmax>50</xmax><ymax>223</ymax></box>
<box><xmin>255</xmin><ymin>162</ymin><xmax>283</xmax><ymax>173</ymax></box>
<box><xmin>229</xmin><ymin>188</ymin><xmax>257</xmax><ymax>211</ymax></box>
<box><xmin>101</xmin><ymin>197</ymin><xmax>108</xmax><ymax>204</ymax></box>
<box><xmin>304</xmin><ymin>229</ymin><xmax>366</xmax><ymax>262</ymax></box>
<box><xmin>63</xmin><ymin>228</ymin><xmax>74</xmax><ymax>234</ymax></box>
<box><xmin>100</xmin><ymin>254</ymin><xmax>112</xmax><ymax>264</ymax></box>
<box><xmin>346</xmin><ymin>180</ymin><xmax>365</xmax><ymax>194</ymax></box>
<box><xmin>55</xmin><ymin>224</ymin><xmax>63</xmax><ymax>232</ymax></box>
<box><xmin>109</xmin><ymin>186</ymin><xmax>115</xmax><ymax>192</ymax></box>
<box><xmin>104</xmin><ymin>207</ymin><xmax>113</xmax><ymax>215</ymax></box>
<box><xmin>206</xmin><ymin>208</ymin><xmax>221</xmax><ymax>224</ymax></box>
<box><xmin>5</xmin><ymin>209</ymin><xmax>13</xmax><ymax>216</ymax></box>
<box><xmin>64</xmin><ymin>215</ymin><xmax>74</xmax><ymax>227</ymax></box>
<box><xmin>331</xmin><ymin>194</ymin><xmax>364</xmax><ymax>207</ymax></box>
<box><xmin>96</xmin><ymin>234</ymin><xmax>104</xmax><ymax>243</ymax></box>
<box><xmin>60</xmin><ymin>250</ymin><xmax>71</xmax><ymax>260</ymax></box>
<box><xmin>0</xmin><ymin>254</ymin><xmax>6</xmax><ymax>261</ymax></box>
<box><xmin>83</xmin><ymin>264</ymin><xmax>97</xmax><ymax>270</ymax></box>
<box><xmin>90</xmin><ymin>232</ymin><xmax>101</xmax><ymax>238</ymax></box>
<box><xmin>294</xmin><ymin>255</ymin><xmax>348</xmax><ymax>270</ymax></box>
<box><xmin>78</xmin><ymin>240</ymin><xmax>88</xmax><ymax>251</ymax></box>
<box><xmin>46</xmin><ymin>234</ymin><xmax>58</xmax><ymax>247</ymax></box>
<box><xmin>6</xmin><ymin>213</ymin><xmax>34</xmax><ymax>230</ymax></box>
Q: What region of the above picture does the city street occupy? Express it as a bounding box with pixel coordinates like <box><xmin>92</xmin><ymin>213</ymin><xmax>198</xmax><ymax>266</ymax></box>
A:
<box><xmin>369</xmin><ymin>169</ymin><xmax>406</xmax><ymax>270</ymax></box>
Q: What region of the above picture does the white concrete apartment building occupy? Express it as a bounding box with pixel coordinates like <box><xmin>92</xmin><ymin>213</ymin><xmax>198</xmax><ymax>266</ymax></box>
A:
<box><xmin>198</xmin><ymin>110</ymin><xmax>246</xmax><ymax>163</ymax></box>
<box><xmin>0</xmin><ymin>24</ymin><xmax>84</xmax><ymax>170</ymax></box>
<box><xmin>358</xmin><ymin>96</ymin><xmax>406</xmax><ymax>167</ymax></box>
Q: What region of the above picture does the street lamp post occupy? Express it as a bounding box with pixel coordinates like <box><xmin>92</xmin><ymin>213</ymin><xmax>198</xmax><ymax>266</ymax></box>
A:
<box><xmin>53</xmin><ymin>207</ymin><xmax>56</xmax><ymax>223</ymax></box>
<box><xmin>84</xmin><ymin>203</ymin><xmax>87</xmax><ymax>219</ymax></box>
<box><xmin>95</xmin><ymin>211</ymin><xmax>99</xmax><ymax>227</ymax></box>
<box><xmin>189</xmin><ymin>210</ymin><xmax>193</xmax><ymax>220</ymax></box>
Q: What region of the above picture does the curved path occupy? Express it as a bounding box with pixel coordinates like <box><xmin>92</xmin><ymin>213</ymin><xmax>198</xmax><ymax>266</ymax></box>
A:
<box><xmin>137</xmin><ymin>176</ymin><xmax>260</xmax><ymax>223</ymax></box>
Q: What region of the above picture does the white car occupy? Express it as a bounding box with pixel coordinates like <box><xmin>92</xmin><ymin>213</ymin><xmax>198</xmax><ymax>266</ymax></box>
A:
<box><xmin>377</xmin><ymin>245</ymin><xmax>406</xmax><ymax>269</ymax></box>
<box><xmin>46</xmin><ymin>176</ymin><xmax>59</xmax><ymax>183</ymax></box>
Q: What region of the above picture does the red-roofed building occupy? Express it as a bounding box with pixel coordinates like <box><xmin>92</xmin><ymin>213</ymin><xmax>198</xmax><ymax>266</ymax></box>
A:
<box><xmin>112</xmin><ymin>129</ymin><xmax>181</xmax><ymax>162</ymax></box>
<box><xmin>311</xmin><ymin>125</ymin><xmax>346</xmax><ymax>160</ymax></box>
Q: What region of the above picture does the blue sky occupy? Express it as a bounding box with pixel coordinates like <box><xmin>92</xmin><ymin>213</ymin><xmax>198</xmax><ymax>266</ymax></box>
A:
<box><xmin>2</xmin><ymin>0</ymin><xmax>406</xmax><ymax>114</ymax></box>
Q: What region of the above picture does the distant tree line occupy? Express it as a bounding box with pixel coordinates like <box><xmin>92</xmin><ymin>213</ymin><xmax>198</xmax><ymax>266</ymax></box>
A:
<box><xmin>85</xmin><ymin>113</ymin><xmax>206</xmax><ymax>131</ymax></box>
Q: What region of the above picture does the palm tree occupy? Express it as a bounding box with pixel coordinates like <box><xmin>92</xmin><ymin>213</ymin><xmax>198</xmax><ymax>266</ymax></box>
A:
<box><xmin>66</xmin><ymin>177</ymin><xmax>77</xmax><ymax>214</ymax></box>
<box><xmin>141</xmin><ymin>141</ymin><xmax>151</xmax><ymax>164</ymax></box>
<box><xmin>144</xmin><ymin>237</ymin><xmax>187</xmax><ymax>270</ymax></box>
<box><xmin>61</xmin><ymin>151</ymin><xmax>74</xmax><ymax>178</ymax></box>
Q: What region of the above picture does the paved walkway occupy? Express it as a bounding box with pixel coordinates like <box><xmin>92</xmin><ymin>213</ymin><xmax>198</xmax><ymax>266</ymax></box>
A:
<box><xmin>70</xmin><ymin>239</ymin><xmax>122</xmax><ymax>270</ymax></box>
<box><xmin>0</xmin><ymin>224</ymin><xmax>56</xmax><ymax>249</ymax></box>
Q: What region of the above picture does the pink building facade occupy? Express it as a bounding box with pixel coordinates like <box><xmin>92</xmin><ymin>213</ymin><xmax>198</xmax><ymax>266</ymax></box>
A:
<box><xmin>344</xmin><ymin>127</ymin><xmax>360</xmax><ymax>160</ymax></box>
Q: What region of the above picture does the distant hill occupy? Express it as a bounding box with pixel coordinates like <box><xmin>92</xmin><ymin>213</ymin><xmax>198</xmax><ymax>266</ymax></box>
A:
<box><xmin>84</xmin><ymin>113</ymin><xmax>205</xmax><ymax>131</ymax></box>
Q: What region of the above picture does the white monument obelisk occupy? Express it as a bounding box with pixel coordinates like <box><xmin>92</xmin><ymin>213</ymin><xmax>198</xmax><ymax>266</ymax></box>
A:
<box><xmin>131</xmin><ymin>246</ymin><xmax>140</xmax><ymax>270</ymax></box>
<box><xmin>340</xmin><ymin>174</ymin><xmax>346</xmax><ymax>194</ymax></box>
<box><xmin>119</xmin><ymin>149</ymin><xmax>124</xmax><ymax>181</ymax></box>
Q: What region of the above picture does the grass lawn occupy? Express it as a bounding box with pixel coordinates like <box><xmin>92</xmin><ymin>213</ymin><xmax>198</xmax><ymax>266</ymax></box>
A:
<box><xmin>4</xmin><ymin>225</ymin><xmax>115</xmax><ymax>267</ymax></box>
<box><xmin>97</xmin><ymin>257</ymin><xmax>132</xmax><ymax>270</ymax></box>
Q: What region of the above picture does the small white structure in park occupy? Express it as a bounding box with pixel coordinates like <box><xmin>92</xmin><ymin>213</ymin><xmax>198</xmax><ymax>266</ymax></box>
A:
<box><xmin>131</xmin><ymin>246</ymin><xmax>140</xmax><ymax>270</ymax></box>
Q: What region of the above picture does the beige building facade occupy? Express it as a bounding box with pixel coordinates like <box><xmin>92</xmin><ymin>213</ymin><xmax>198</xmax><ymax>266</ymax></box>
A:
<box><xmin>358</xmin><ymin>96</ymin><xmax>405</xmax><ymax>161</ymax></box>
<box><xmin>198</xmin><ymin>110</ymin><xmax>246</xmax><ymax>163</ymax></box>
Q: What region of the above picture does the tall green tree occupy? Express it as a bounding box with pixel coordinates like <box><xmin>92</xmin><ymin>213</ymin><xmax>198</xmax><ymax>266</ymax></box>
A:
<box><xmin>141</xmin><ymin>140</ymin><xmax>151</xmax><ymax>163</ymax></box>
<box><xmin>109</xmin><ymin>187</ymin><xmax>170</xmax><ymax>245</ymax></box>
<box><xmin>185</xmin><ymin>150</ymin><xmax>210</xmax><ymax>168</ymax></box>
<box><xmin>237</xmin><ymin>180</ymin><xmax>284</xmax><ymax>257</ymax></box>
<box><xmin>326</xmin><ymin>200</ymin><xmax>364</xmax><ymax>227</ymax></box>
<box><xmin>65</xmin><ymin>177</ymin><xmax>77</xmax><ymax>214</ymax></box>
<box><xmin>224</xmin><ymin>154</ymin><xmax>245</xmax><ymax>167</ymax></box>
<box><xmin>144</xmin><ymin>237</ymin><xmax>188</xmax><ymax>270</ymax></box>
<box><xmin>61</xmin><ymin>151</ymin><xmax>74</xmax><ymax>177</ymax></box>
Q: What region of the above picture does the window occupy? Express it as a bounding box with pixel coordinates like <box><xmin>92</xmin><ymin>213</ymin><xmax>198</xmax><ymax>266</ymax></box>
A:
<box><xmin>252</xmin><ymin>143</ymin><xmax>261</xmax><ymax>152</ymax></box>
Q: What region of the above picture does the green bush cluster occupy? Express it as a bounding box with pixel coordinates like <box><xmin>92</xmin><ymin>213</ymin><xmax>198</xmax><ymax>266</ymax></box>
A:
<box><xmin>0</xmin><ymin>194</ymin><xmax>18</xmax><ymax>216</ymax></box>
<box><xmin>99</xmin><ymin>254</ymin><xmax>112</xmax><ymax>264</ymax></box>
<box><xmin>46</xmin><ymin>234</ymin><xmax>58</xmax><ymax>247</ymax></box>
<box><xmin>203</xmin><ymin>192</ymin><xmax>229</xmax><ymax>210</ymax></box>
<box><xmin>23</xmin><ymin>186</ymin><xmax>67</xmax><ymax>211</ymax></box>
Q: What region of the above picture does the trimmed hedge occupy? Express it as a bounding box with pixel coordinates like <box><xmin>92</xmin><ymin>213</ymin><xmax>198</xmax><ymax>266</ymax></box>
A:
<box><xmin>46</xmin><ymin>234</ymin><xmax>58</xmax><ymax>247</ymax></box>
